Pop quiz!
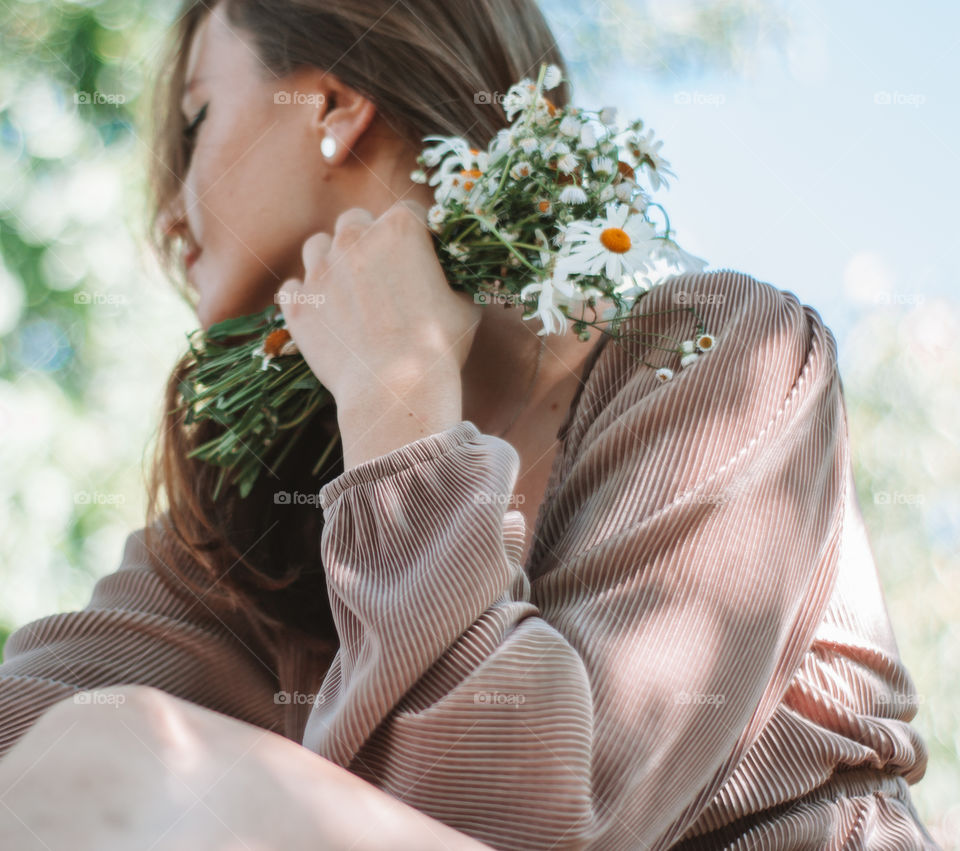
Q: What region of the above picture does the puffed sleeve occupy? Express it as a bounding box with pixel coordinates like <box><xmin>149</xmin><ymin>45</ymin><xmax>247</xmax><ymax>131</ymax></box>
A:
<box><xmin>301</xmin><ymin>269</ymin><xmax>847</xmax><ymax>851</ymax></box>
<box><xmin>0</xmin><ymin>524</ymin><xmax>284</xmax><ymax>761</ymax></box>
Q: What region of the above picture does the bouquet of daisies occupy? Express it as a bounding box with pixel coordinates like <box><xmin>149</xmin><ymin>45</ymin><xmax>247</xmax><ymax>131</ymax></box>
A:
<box><xmin>177</xmin><ymin>62</ymin><xmax>717</xmax><ymax>499</ymax></box>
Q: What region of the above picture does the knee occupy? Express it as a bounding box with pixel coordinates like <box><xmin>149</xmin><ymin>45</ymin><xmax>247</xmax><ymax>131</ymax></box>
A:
<box><xmin>36</xmin><ymin>684</ymin><xmax>185</xmax><ymax>753</ymax></box>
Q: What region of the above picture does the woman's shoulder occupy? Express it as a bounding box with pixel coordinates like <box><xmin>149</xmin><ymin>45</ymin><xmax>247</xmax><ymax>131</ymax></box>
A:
<box><xmin>558</xmin><ymin>266</ymin><xmax>842</xmax><ymax>478</ymax></box>
<box><xmin>533</xmin><ymin>267</ymin><xmax>847</xmax><ymax>577</ymax></box>
<box><xmin>590</xmin><ymin>266</ymin><xmax>835</xmax><ymax>398</ymax></box>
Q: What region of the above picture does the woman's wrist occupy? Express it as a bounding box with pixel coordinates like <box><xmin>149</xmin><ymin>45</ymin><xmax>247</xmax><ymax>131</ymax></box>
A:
<box><xmin>336</xmin><ymin>363</ymin><xmax>463</xmax><ymax>471</ymax></box>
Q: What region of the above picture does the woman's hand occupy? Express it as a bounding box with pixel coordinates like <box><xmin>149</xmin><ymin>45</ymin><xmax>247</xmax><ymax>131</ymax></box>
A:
<box><xmin>277</xmin><ymin>201</ymin><xmax>483</xmax><ymax>471</ymax></box>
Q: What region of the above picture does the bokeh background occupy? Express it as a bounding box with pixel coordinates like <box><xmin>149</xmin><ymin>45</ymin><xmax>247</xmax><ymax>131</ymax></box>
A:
<box><xmin>0</xmin><ymin>0</ymin><xmax>956</xmax><ymax>842</ymax></box>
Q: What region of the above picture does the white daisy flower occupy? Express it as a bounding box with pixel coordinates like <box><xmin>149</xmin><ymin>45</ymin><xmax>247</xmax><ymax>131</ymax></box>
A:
<box><xmin>558</xmin><ymin>202</ymin><xmax>659</xmax><ymax>281</ymax></box>
<box><xmin>655</xmin><ymin>367</ymin><xmax>673</xmax><ymax>383</ymax></box>
<box><xmin>435</xmin><ymin>177</ymin><xmax>466</xmax><ymax>205</ymax></box>
<box><xmin>653</xmin><ymin>238</ymin><xmax>710</xmax><ymax>276</ymax></box>
<box><xmin>503</xmin><ymin>82</ymin><xmax>537</xmax><ymax>121</ymax></box>
<box><xmin>420</xmin><ymin>135</ymin><xmax>475</xmax><ymax>172</ymax></box>
<box><xmin>542</xmin><ymin>64</ymin><xmax>563</xmax><ymax>91</ymax></box>
<box><xmin>510</xmin><ymin>160</ymin><xmax>534</xmax><ymax>180</ymax></box>
<box><xmin>631</xmin><ymin>129</ymin><xmax>677</xmax><ymax>192</ymax></box>
<box><xmin>559</xmin><ymin>115</ymin><xmax>582</xmax><ymax>137</ymax></box>
<box><xmin>696</xmin><ymin>333</ymin><xmax>717</xmax><ymax>352</ymax></box>
<box><xmin>559</xmin><ymin>185</ymin><xmax>588</xmax><ymax>205</ymax></box>
<box><xmin>533</xmin><ymin>102</ymin><xmax>555</xmax><ymax>127</ymax></box>
<box><xmin>556</xmin><ymin>152</ymin><xmax>578</xmax><ymax>173</ymax></box>
<box><xmin>614</xmin><ymin>181</ymin><xmax>635</xmax><ymax>203</ymax></box>
<box><xmin>422</xmin><ymin>138</ymin><xmax>484</xmax><ymax>189</ymax></box>
<box><xmin>427</xmin><ymin>204</ymin><xmax>447</xmax><ymax>231</ymax></box>
<box><xmin>520</xmin><ymin>276</ymin><xmax>568</xmax><ymax>336</ymax></box>
<box><xmin>541</xmin><ymin>138</ymin><xmax>571</xmax><ymax>158</ymax></box>
<box><xmin>253</xmin><ymin>329</ymin><xmax>299</xmax><ymax>372</ymax></box>
<box><xmin>630</xmin><ymin>186</ymin><xmax>651</xmax><ymax>212</ymax></box>
<box><xmin>519</xmin><ymin>136</ymin><xmax>539</xmax><ymax>154</ymax></box>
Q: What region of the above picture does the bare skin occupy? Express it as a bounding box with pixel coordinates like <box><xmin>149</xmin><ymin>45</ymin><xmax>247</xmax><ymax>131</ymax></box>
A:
<box><xmin>0</xmin><ymin>2</ymin><xmax>607</xmax><ymax>844</ymax></box>
<box><xmin>0</xmin><ymin>685</ymin><xmax>493</xmax><ymax>850</ymax></box>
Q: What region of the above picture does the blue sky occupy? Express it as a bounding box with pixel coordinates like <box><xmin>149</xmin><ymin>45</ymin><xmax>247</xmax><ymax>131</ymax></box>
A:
<box><xmin>572</xmin><ymin>0</ymin><xmax>957</xmax><ymax>347</ymax></box>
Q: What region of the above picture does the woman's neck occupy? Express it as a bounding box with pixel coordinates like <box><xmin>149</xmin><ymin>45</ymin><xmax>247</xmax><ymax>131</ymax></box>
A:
<box><xmin>460</xmin><ymin>303</ymin><xmax>602</xmax><ymax>439</ymax></box>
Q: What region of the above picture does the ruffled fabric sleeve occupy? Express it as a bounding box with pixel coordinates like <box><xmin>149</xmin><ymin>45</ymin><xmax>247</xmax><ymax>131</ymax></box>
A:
<box><xmin>0</xmin><ymin>526</ymin><xmax>284</xmax><ymax>761</ymax></box>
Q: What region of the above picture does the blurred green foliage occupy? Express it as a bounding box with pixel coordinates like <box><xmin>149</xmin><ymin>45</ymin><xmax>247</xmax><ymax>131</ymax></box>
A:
<box><xmin>0</xmin><ymin>0</ymin><xmax>152</xmax><ymax>400</ymax></box>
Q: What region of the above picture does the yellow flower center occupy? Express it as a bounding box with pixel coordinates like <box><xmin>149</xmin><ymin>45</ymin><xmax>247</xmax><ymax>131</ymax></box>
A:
<box><xmin>600</xmin><ymin>227</ymin><xmax>631</xmax><ymax>253</ymax></box>
<box><xmin>697</xmin><ymin>335</ymin><xmax>714</xmax><ymax>350</ymax></box>
<box><xmin>263</xmin><ymin>328</ymin><xmax>292</xmax><ymax>357</ymax></box>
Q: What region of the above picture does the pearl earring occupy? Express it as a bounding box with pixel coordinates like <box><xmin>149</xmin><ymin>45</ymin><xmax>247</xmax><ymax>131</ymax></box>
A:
<box><xmin>321</xmin><ymin>135</ymin><xmax>337</xmax><ymax>159</ymax></box>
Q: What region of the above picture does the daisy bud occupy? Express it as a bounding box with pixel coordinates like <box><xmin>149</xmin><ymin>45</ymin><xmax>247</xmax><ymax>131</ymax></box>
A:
<box><xmin>599</xmin><ymin>106</ymin><xmax>618</xmax><ymax>126</ymax></box>
<box><xmin>680</xmin><ymin>353</ymin><xmax>700</xmax><ymax>369</ymax></box>
<box><xmin>519</xmin><ymin>136</ymin><xmax>539</xmax><ymax>154</ymax></box>
<box><xmin>679</xmin><ymin>340</ymin><xmax>696</xmax><ymax>354</ymax></box>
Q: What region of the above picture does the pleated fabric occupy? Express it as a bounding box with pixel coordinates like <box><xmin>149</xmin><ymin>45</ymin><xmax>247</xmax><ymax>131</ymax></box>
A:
<box><xmin>0</xmin><ymin>270</ymin><xmax>939</xmax><ymax>850</ymax></box>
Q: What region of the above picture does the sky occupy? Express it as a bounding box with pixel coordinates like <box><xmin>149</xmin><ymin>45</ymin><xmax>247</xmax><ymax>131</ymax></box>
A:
<box><xmin>573</xmin><ymin>0</ymin><xmax>958</xmax><ymax>349</ymax></box>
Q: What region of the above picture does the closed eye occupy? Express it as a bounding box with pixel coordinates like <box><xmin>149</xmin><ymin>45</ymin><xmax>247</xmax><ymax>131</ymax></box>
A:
<box><xmin>183</xmin><ymin>103</ymin><xmax>208</xmax><ymax>144</ymax></box>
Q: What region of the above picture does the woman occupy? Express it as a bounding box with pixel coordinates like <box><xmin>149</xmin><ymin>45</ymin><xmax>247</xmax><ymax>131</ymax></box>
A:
<box><xmin>0</xmin><ymin>0</ymin><xmax>939</xmax><ymax>848</ymax></box>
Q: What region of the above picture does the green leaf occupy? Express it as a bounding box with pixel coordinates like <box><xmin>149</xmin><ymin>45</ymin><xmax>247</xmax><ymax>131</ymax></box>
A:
<box><xmin>205</xmin><ymin>305</ymin><xmax>279</xmax><ymax>341</ymax></box>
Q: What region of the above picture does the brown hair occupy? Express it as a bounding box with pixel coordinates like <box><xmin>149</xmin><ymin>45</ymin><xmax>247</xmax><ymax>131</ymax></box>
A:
<box><xmin>140</xmin><ymin>0</ymin><xmax>572</xmax><ymax>662</ymax></box>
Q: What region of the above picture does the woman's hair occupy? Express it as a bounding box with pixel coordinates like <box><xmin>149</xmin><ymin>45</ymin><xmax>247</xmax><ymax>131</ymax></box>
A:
<box><xmin>141</xmin><ymin>0</ymin><xmax>572</xmax><ymax>660</ymax></box>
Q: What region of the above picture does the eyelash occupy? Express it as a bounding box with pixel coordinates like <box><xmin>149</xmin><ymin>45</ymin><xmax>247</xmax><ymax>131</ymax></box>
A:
<box><xmin>182</xmin><ymin>103</ymin><xmax>208</xmax><ymax>146</ymax></box>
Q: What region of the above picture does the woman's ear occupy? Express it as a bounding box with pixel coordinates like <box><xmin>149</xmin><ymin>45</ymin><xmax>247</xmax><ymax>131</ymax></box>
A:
<box><xmin>313</xmin><ymin>76</ymin><xmax>377</xmax><ymax>167</ymax></box>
